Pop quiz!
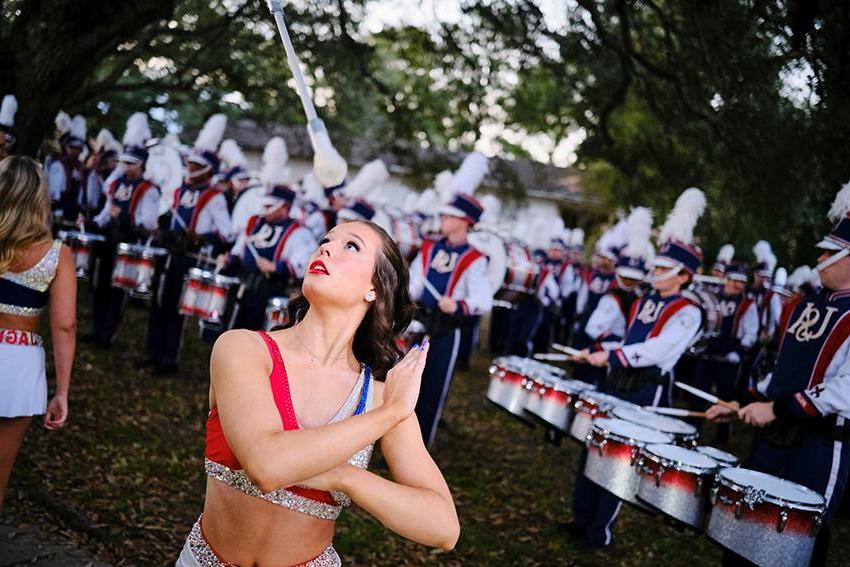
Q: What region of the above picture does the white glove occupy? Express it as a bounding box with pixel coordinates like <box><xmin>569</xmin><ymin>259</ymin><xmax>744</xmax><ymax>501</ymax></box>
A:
<box><xmin>725</xmin><ymin>352</ymin><xmax>741</xmax><ymax>364</ymax></box>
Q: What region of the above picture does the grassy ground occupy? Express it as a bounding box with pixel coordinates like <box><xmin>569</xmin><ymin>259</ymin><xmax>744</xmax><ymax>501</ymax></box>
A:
<box><xmin>6</xmin><ymin>299</ymin><xmax>849</xmax><ymax>565</ymax></box>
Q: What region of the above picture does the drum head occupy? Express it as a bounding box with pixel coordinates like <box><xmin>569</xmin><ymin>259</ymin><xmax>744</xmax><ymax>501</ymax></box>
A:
<box><xmin>644</xmin><ymin>443</ymin><xmax>718</xmax><ymax>470</ymax></box>
<box><xmin>582</xmin><ymin>392</ymin><xmax>640</xmax><ymax>411</ymax></box>
<box><xmin>719</xmin><ymin>468</ymin><xmax>826</xmax><ymax>506</ymax></box>
<box><xmin>467</xmin><ymin>230</ymin><xmax>507</xmax><ymax>293</ymax></box>
<box><xmin>696</xmin><ymin>446</ymin><xmax>738</xmax><ymax>465</ymax></box>
<box><xmin>592</xmin><ymin>418</ymin><xmax>673</xmax><ymax>445</ymax></box>
<box><xmin>613</xmin><ymin>407</ymin><xmax>697</xmax><ymax>436</ymax></box>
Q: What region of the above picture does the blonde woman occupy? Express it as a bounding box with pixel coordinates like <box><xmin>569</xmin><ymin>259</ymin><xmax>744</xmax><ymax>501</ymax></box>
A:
<box><xmin>0</xmin><ymin>156</ymin><xmax>76</xmax><ymax>514</ymax></box>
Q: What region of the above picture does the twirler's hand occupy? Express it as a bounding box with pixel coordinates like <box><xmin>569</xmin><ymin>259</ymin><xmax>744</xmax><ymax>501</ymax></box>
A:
<box><xmin>44</xmin><ymin>393</ymin><xmax>68</xmax><ymax>430</ymax></box>
<box><xmin>382</xmin><ymin>340</ymin><xmax>430</xmax><ymax>421</ymax></box>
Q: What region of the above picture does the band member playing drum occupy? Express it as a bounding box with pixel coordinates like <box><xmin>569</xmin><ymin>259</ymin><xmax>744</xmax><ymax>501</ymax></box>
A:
<box><xmin>409</xmin><ymin>192</ymin><xmax>492</xmax><ymax>448</ymax></box>
<box><xmin>708</xmin><ymin>184</ymin><xmax>850</xmax><ymax>566</ymax></box>
<box><xmin>86</xmin><ymin>113</ymin><xmax>160</xmax><ymax>347</ymax></box>
<box><xmin>225</xmin><ymin>185</ymin><xmax>316</xmax><ymax>331</ymax></box>
<box><xmin>144</xmin><ymin>114</ymin><xmax>232</xmax><ymax>374</ymax></box>
<box><xmin>687</xmin><ymin>262</ymin><xmax>758</xmax><ymax>442</ymax></box>
<box><xmin>0</xmin><ymin>156</ymin><xmax>76</xmax><ymax>513</ymax></box>
<box><xmin>46</xmin><ymin>115</ymin><xmax>87</xmax><ymax>225</ymax></box>
<box><xmin>177</xmin><ymin>220</ymin><xmax>459</xmax><ymax>565</ymax></box>
<box><xmin>570</xmin><ymin>189</ymin><xmax>705</xmax><ymax>549</ymax></box>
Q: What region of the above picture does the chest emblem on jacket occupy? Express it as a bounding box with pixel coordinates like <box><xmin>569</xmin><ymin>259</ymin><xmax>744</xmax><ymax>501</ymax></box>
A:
<box><xmin>249</xmin><ymin>224</ymin><xmax>284</xmax><ymax>249</ymax></box>
<box><xmin>430</xmin><ymin>250</ymin><xmax>458</xmax><ymax>274</ymax></box>
<box><xmin>636</xmin><ymin>299</ymin><xmax>665</xmax><ymax>325</ymax></box>
<box><xmin>787</xmin><ymin>303</ymin><xmax>838</xmax><ymax>343</ymax></box>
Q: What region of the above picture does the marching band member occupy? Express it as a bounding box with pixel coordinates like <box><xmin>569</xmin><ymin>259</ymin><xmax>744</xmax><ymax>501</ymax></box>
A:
<box><xmin>531</xmin><ymin>230</ymin><xmax>570</xmax><ymax>353</ymax></box>
<box><xmin>699</xmin><ymin>243</ymin><xmax>734</xmax><ymax>294</ymax></box>
<box><xmin>86</xmin><ymin>113</ymin><xmax>160</xmax><ymax>347</ymax></box>
<box><xmin>299</xmin><ymin>172</ymin><xmax>331</xmax><ymax>241</ymax></box>
<box><xmin>708</xmin><ymin>182</ymin><xmax>850</xmax><ymax>566</ymax></box>
<box><xmin>46</xmin><ymin>115</ymin><xmax>87</xmax><ymax>224</ymax></box>
<box><xmin>752</xmin><ymin>239</ymin><xmax>781</xmax><ymax>340</ymax></box>
<box><xmin>0</xmin><ymin>95</ymin><xmax>18</xmax><ymax>160</ymax></box>
<box><xmin>688</xmin><ymin>262</ymin><xmax>758</xmax><ymax>442</ymax></box>
<box><xmin>584</xmin><ymin>207</ymin><xmax>653</xmax><ymax>352</ymax></box>
<box><xmin>508</xmin><ymin>244</ymin><xmax>559</xmax><ymax>357</ymax></box>
<box><xmin>556</xmin><ymin>228</ymin><xmax>586</xmax><ymax>345</ymax></box>
<box><xmin>144</xmin><ymin>114</ymin><xmax>233</xmax><ymax>374</ymax></box>
<box><xmin>217</xmin><ymin>139</ymin><xmax>253</xmax><ymax>214</ymax></box>
<box><xmin>570</xmin><ymin>188</ymin><xmax>705</xmax><ymax>549</ymax></box>
<box><xmin>409</xmin><ymin>153</ymin><xmax>492</xmax><ymax>447</ymax></box>
<box><xmin>571</xmin><ymin>219</ymin><xmax>627</xmax><ymax>385</ymax></box>
<box><xmin>81</xmin><ymin>129</ymin><xmax>121</xmax><ymax>219</ymax></box>
<box><xmin>225</xmin><ymin>137</ymin><xmax>316</xmax><ymax>331</ymax></box>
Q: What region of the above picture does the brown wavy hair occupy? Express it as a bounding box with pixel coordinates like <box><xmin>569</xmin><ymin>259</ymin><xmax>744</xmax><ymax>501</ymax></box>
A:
<box><xmin>282</xmin><ymin>220</ymin><xmax>415</xmax><ymax>380</ymax></box>
<box><xmin>0</xmin><ymin>156</ymin><xmax>52</xmax><ymax>275</ymax></box>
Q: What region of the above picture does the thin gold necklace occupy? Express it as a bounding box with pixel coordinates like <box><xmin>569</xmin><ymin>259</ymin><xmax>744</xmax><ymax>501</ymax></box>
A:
<box><xmin>294</xmin><ymin>329</ymin><xmax>350</xmax><ymax>365</ymax></box>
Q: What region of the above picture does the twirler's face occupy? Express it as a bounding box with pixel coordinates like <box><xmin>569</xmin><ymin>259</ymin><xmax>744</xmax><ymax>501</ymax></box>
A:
<box><xmin>303</xmin><ymin>221</ymin><xmax>380</xmax><ymax>309</ymax></box>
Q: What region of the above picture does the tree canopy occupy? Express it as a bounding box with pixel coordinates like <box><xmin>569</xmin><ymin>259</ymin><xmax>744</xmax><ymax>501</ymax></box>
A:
<box><xmin>3</xmin><ymin>0</ymin><xmax>848</xmax><ymax>265</ymax></box>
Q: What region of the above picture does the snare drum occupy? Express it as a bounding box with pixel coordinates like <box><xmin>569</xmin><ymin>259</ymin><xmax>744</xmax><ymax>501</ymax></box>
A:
<box><xmin>204</xmin><ymin>274</ymin><xmax>240</xmax><ymax>324</ymax></box>
<box><xmin>568</xmin><ymin>392</ymin><xmax>640</xmax><ymax>443</ymax></box>
<box><xmin>612</xmin><ymin>407</ymin><xmax>700</xmax><ymax>448</ymax></box>
<box><xmin>696</xmin><ymin>446</ymin><xmax>739</xmax><ymax>468</ymax></box>
<box><xmin>111</xmin><ymin>243</ymin><xmax>167</xmax><ymax>299</ymax></box>
<box><xmin>637</xmin><ymin>443</ymin><xmax>719</xmax><ymax>528</ymax></box>
<box><xmin>486</xmin><ymin>357</ymin><xmax>535</xmax><ymax>423</ymax></box>
<box><xmin>525</xmin><ymin>378</ymin><xmax>593</xmax><ymax>432</ymax></box>
<box><xmin>707</xmin><ymin>468</ymin><xmax>825</xmax><ymax>567</ymax></box>
<box><xmin>58</xmin><ymin>230</ymin><xmax>105</xmax><ymax>279</ymax></box>
<box><xmin>179</xmin><ymin>268</ymin><xmax>211</xmax><ymax>318</ymax></box>
<box><xmin>584</xmin><ymin>418</ymin><xmax>673</xmax><ymax>506</ymax></box>
<box><xmin>493</xmin><ymin>241</ymin><xmax>539</xmax><ymax>306</ymax></box>
<box><xmin>264</xmin><ymin>296</ymin><xmax>289</xmax><ymax>331</ymax></box>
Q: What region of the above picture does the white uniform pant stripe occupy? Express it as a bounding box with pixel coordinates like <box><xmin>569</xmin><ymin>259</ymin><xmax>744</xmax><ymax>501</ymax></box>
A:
<box><xmin>427</xmin><ymin>329</ymin><xmax>461</xmax><ymax>447</ymax></box>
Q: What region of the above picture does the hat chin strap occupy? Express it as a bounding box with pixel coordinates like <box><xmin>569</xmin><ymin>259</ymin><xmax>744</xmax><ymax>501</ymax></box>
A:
<box><xmin>651</xmin><ymin>264</ymin><xmax>683</xmax><ymax>284</ymax></box>
<box><xmin>815</xmin><ymin>247</ymin><xmax>850</xmax><ymax>273</ymax></box>
<box><xmin>615</xmin><ymin>274</ymin><xmax>642</xmax><ymax>291</ymax></box>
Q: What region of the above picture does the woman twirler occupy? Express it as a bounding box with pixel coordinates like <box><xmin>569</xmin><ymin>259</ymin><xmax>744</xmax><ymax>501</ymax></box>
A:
<box><xmin>0</xmin><ymin>156</ymin><xmax>76</xmax><ymax>513</ymax></box>
<box><xmin>176</xmin><ymin>220</ymin><xmax>459</xmax><ymax>566</ymax></box>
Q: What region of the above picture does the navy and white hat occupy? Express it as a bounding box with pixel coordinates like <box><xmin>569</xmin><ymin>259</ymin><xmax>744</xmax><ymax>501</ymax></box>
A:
<box><xmin>616</xmin><ymin>255</ymin><xmax>648</xmax><ymax>280</ymax></box>
<box><xmin>654</xmin><ymin>240</ymin><xmax>704</xmax><ymax>274</ymax></box>
<box><xmin>188</xmin><ymin>114</ymin><xmax>227</xmax><ymax>174</ymax></box>
<box><xmin>752</xmin><ymin>240</ymin><xmax>777</xmax><ymax>278</ymax></box>
<box><xmin>616</xmin><ymin>207</ymin><xmax>654</xmax><ymax>280</ymax></box>
<box><xmin>218</xmin><ymin>139</ymin><xmax>250</xmax><ymax>183</ymax></box>
<box><xmin>439</xmin><ymin>193</ymin><xmax>483</xmax><ymax>225</ymax></box>
<box><xmin>725</xmin><ymin>262</ymin><xmax>748</xmax><ymax>283</ymax></box>
<box><xmin>324</xmin><ymin>180</ymin><xmax>347</xmax><ymax>199</ymax></box>
<box><xmin>62</xmin><ymin>115</ymin><xmax>87</xmax><ymax>150</ymax></box>
<box><xmin>338</xmin><ymin>198</ymin><xmax>376</xmax><ymax>222</ymax></box>
<box><xmin>595</xmin><ymin>218</ymin><xmax>628</xmax><ymax>262</ymax></box>
<box><xmin>262</xmin><ymin>185</ymin><xmax>296</xmax><ymax>210</ymax></box>
<box><xmin>118</xmin><ymin>113</ymin><xmax>151</xmax><ymax>164</ymax></box>
<box><xmin>654</xmin><ymin>188</ymin><xmax>707</xmax><ymax>275</ymax></box>
<box><xmin>818</xmin><ymin>182</ymin><xmax>850</xmax><ymax>252</ymax></box>
<box><xmin>224</xmin><ymin>165</ymin><xmax>250</xmax><ymax>182</ymax></box>
<box><xmin>119</xmin><ymin>145</ymin><xmax>148</xmax><ymax>164</ymax></box>
<box><xmin>712</xmin><ymin>244</ymin><xmax>735</xmax><ymax>274</ymax></box>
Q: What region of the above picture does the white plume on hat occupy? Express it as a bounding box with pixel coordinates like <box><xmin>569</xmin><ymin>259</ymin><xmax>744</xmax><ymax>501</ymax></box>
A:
<box><xmin>71</xmin><ymin>115</ymin><xmax>87</xmax><ymax>140</ymax></box>
<box><xmin>658</xmin><ymin>187</ymin><xmax>706</xmax><ymax>244</ymax></box>
<box><xmin>123</xmin><ymin>112</ymin><xmax>151</xmax><ymax>147</ymax></box>
<box><xmin>827</xmin><ymin>181</ymin><xmax>850</xmax><ymax>222</ymax></box>
<box><xmin>415</xmin><ymin>188</ymin><xmax>440</xmax><ymax>216</ymax></box>
<box><xmin>596</xmin><ymin>218</ymin><xmax>629</xmax><ymax>254</ymax></box>
<box><xmin>753</xmin><ymin>240</ymin><xmax>777</xmax><ymax>273</ymax></box>
<box><xmin>624</xmin><ymin>207</ymin><xmax>654</xmax><ymax>259</ymax></box>
<box><xmin>786</xmin><ymin>265</ymin><xmax>820</xmax><ymax>292</ymax></box>
<box><xmin>570</xmin><ymin>228</ymin><xmax>585</xmax><ymax>248</ymax></box>
<box><xmin>773</xmin><ymin>267</ymin><xmax>788</xmax><ymax>288</ymax></box>
<box><xmin>345</xmin><ymin>159</ymin><xmax>389</xmax><ymax>199</ymax></box>
<box><xmin>218</xmin><ymin>139</ymin><xmax>247</xmax><ymax>170</ymax></box>
<box><xmin>194</xmin><ymin>113</ymin><xmax>227</xmax><ymax>152</ymax></box>
<box><xmin>300</xmin><ymin>172</ymin><xmax>327</xmax><ymax>208</ymax></box>
<box><xmin>434</xmin><ymin>170</ymin><xmax>455</xmax><ymax>204</ymax></box>
<box><xmin>450</xmin><ymin>152</ymin><xmax>488</xmax><ymax>198</ymax></box>
<box><xmin>55</xmin><ymin>111</ymin><xmax>72</xmax><ymax>135</ymax></box>
<box><xmin>94</xmin><ymin>129</ymin><xmax>121</xmax><ymax>154</ymax></box>
<box><xmin>401</xmin><ymin>192</ymin><xmax>420</xmax><ymax>215</ymax></box>
<box><xmin>716</xmin><ymin>244</ymin><xmax>735</xmax><ymax>264</ymax></box>
<box><xmin>478</xmin><ymin>194</ymin><xmax>502</xmax><ymax>225</ymax></box>
<box><xmin>0</xmin><ymin>95</ymin><xmax>17</xmax><ymax>128</ymax></box>
<box><xmin>262</xmin><ymin>136</ymin><xmax>292</xmax><ymax>187</ymax></box>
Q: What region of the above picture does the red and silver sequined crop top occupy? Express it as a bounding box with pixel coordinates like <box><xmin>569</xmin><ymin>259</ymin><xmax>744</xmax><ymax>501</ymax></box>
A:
<box><xmin>204</xmin><ymin>330</ymin><xmax>374</xmax><ymax>520</ymax></box>
<box><xmin>0</xmin><ymin>240</ymin><xmax>62</xmax><ymax>316</ymax></box>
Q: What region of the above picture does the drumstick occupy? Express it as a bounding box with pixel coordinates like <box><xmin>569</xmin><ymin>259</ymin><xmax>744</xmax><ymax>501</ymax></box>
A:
<box><xmin>246</xmin><ymin>242</ymin><xmax>271</xmax><ymax>279</ymax></box>
<box><xmin>644</xmin><ymin>406</ymin><xmax>708</xmax><ymax>418</ymax></box>
<box><xmin>421</xmin><ymin>277</ymin><xmax>443</xmax><ymax>301</ymax></box>
<box><xmin>551</xmin><ymin>343</ymin><xmax>582</xmax><ymax>358</ymax></box>
<box><xmin>533</xmin><ymin>353</ymin><xmax>570</xmax><ymax>361</ymax></box>
<box><xmin>674</xmin><ymin>381</ymin><xmax>739</xmax><ymax>411</ymax></box>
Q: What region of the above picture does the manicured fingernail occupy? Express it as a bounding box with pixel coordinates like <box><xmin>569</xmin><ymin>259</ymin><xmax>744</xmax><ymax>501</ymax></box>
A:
<box><xmin>411</xmin><ymin>343</ymin><xmax>419</xmax><ymax>349</ymax></box>
<box><xmin>422</xmin><ymin>339</ymin><xmax>429</xmax><ymax>349</ymax></box>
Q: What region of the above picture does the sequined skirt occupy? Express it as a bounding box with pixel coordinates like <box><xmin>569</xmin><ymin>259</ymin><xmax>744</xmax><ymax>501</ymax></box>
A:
<box><xmin>0</xmin><ymin>331</ymin><xmax>47</xmax><ymax>418</ymax></box>
<box><xmin>176</xmin><ymin>515</ymin><xmax>342</xmax><ymax>567</ymax></box>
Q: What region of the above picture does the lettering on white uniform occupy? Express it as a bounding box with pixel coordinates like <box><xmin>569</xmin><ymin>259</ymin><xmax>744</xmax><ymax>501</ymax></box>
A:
<box><xmin>430</xmin><ymin>250</ymin><xmax>458</xmax><ymax>274</ymax></box>
<box><xmin>787</xmin><ymin>303</ymin><xmax>838</xmax><ymax>343</ymax></box>
<box><xmin>114</xmin><ymin>184</ymin><xmax>133</xmax><ymax>201</ymax></box>
<box><xmin>179</xmin><ymin>190</ymin><xmax>199</xmax><ymax>208</ymax></box>
<box><xmin>636</xmin><ymin>299</ymin><xmax>665</xmax><ymax>324</ymax></box>
<box><xmin>589</xmin><ymin>277</ymin><xmax>608</xmax><ymax>294</ymax></box>
<box><xmin>249</xmin><ymin>224</ymin><xmax>284</xmax><ymax>249</ymax></box>
<box><xmin>718</xmin><ymin>300</ymin><xmax>738</xmax><ymax>317</ymax></box>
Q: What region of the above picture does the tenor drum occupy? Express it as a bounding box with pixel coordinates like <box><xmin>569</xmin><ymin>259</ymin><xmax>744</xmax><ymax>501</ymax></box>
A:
<box><xmin>637</xmin><ymin>443</ymin><xmax>720</xmax><ymax>528</ymax></box>
<box><xmin>493</xmin><ymin>241</ymin><xmax>539</xmax><ymax>306</ymax></box>
<box><xmin>706</xmin><ymin>468</ymin><xmax>825</xmax><ymax>567</ymax></box>
<box><xmin>612</xmin><ymin>407</ymin><xmax>700</xmax><ymax>448</ymax></box>
<box><xmin>524</xmin><ymin>378</ymin><xmax>594</xmax><ymax>433</ymax></box>
<box><xmin>696</xmin><ymin>446</ymin><xmax>739</xmax><ymax>468</ymax></box>
<box><xmin>264</xmin><ymin>296</ymin><xmax>290</xmax><ymax>331</ymax></box>
<box><xmin>204</xmin><ymin>274</ymin><xmax>240</xmax><ymax>324</ymax></box>
<box><xmin>486</xmin><ymin>357</ymin><xmax>535</xmax><ymax>423</ymax></box>
<box><xmin>111</xmin><ymin>243</ymin><xmax>168</xmax><ymax>299</ymax></box>
<box><xmin>58</xmin><ymin>230</ymin><xmax>105</xmax><ymax>279</ymax></box>
<box><xmin>179</xmin><ymin>268</ymin><xmax>211</xmax><ymax>318</ymax></box>
<box><xmin>568</xmin><ymin>392</ymin><xmax>640</xmax><ymax>443</ymax></box>
<box><xmin>584</xmin><ymin>418</ymin><xmax>673</xmax><ymax>506</ymax></box>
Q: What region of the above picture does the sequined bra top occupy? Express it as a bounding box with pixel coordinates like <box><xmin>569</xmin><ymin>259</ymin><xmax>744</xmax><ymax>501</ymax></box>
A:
<box><xmin>0</xmin><ymin>240</ymin><xmax>62</xmax><ymax>317</ymax></box>
<box><xmin>204</xmin><ymin>330</ymin><xmax>375</xmax><ymax>521</ymax></box>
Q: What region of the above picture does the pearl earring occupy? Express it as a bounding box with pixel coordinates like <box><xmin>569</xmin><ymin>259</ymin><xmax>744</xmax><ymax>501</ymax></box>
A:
<box><xmin>365</xmin><ymin>291</ymin><xmax>376</xmax><ymax>302</ymax></box>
